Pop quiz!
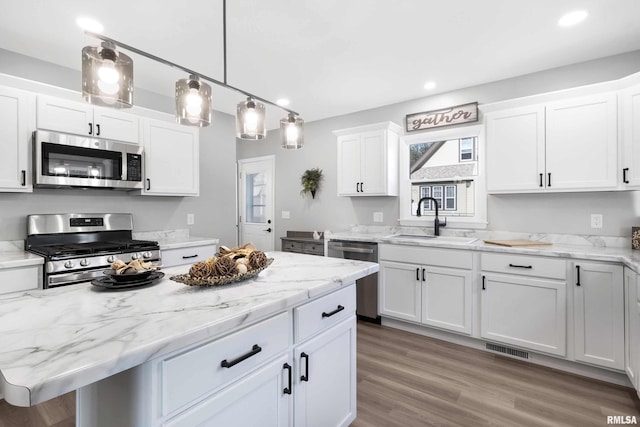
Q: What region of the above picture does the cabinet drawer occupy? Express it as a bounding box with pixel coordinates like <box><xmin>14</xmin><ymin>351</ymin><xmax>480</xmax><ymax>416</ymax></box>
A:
<box><xmin>282</xmin><ymin>240</ymin><xmax>302</xmax><ymax>252</ymax></box>
<box><xmin>379</xmin><ymin>244</ymin><xmax>472</xmax><ymax>269</ymax></box>
<box><xmin>294</xmin><ymin>284</ymin><xmax>355</xmax><ymax>343</ymax></box>
<box><xmin>481</xmin><ymin>253</ymin><xmax>565</xmax><ymax>279</ymax></box>
<box><xmin>161</xmin><ymin>244</ymin><xmax>217</xmax><ymax>267</ymax></box>
<box><xmin>302</xmin><ymin>241</ymin><xmax>324</xmax><ymax>256</ymax></box>
<box><xmin>0</xmin><ymin>265</ymin><xmax>41</xmax><ymax>294</ymax></box>
<box><xmin>161</xmin><ymin>311</ymin><xmax>290</xmax><ymax>416</ymax></box>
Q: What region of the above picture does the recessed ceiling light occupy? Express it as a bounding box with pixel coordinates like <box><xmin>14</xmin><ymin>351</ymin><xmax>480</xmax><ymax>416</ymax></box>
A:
<box><xmin>424</xmin><ymin>81</ymin><xmax>436</xmax><ymax>90</ymax></box>
<box><xmin>76</xmin><ymin>17</ymin><xmax>104</xmax><ymax>33</ymax></box>
<box><xmin>558</xmin><ymin>10</ymin><xmax>588</xmax><ymax>27</ymax></box>
<box><xmin>276</xmin><ymin>98</ymin><xmax>290</xmax><ymax>107</ymax></box>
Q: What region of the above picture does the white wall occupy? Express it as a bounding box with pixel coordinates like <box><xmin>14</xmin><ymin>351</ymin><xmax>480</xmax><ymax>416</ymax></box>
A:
<box><xmin>0</xmin><ymin>48</ymin><xmax>237</xmax><ymax>245</ymax></box>
<box><xmin>237</xmin><ymin>50</ymin><xmax>640</xmax><ymax>244</ymax></box>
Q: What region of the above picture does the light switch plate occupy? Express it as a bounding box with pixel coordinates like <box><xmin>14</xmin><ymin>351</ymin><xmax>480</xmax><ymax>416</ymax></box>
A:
<box><xmin>187</xmin><ymin>213</ymin><xmax>195</xmax><ymax>225</ymax></box>
<box><xmin>590</xmin><ymin>213</ymin><xmax>603</xmax><ymax>229</ymax></box>
<box><xmin>281</xmin><ymin>210</ymin><xmax>291</xmax><ymax>219</ymax></box>
<box><xmin>373</xmin><ymin>212</ymin><xmax>384</xmax><ymax>223</ymax></box>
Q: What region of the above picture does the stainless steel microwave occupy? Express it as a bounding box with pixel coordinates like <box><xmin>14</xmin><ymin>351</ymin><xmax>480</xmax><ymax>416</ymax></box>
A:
<box><xmin>33</xmin><ymin>130</ymin><xmax>143</xmax><ymax>190</ymax></box>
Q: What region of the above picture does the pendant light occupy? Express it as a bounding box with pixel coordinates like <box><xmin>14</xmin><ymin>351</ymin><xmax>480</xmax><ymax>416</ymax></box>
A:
<box><xmin>236</xmin><ymin>97</ymin><xmax>266</xmax><ymax>140</ymax></box>
<box><xmin>175</xmin><ymin>74</ymin><xmax>212</xmax><ymax>127</ymax></box>
<box><xmin>81</xmin><ymin>41</ymin><xmax>133</xmax><ymax>108</ymax></box>
<box><xmin>280</xmin><ymin>113</ymin><xmax>304</xmax><ymax>149</ymax></box>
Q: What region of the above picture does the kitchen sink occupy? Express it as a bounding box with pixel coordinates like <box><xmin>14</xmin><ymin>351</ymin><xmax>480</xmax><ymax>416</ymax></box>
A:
<box><xmin>387</xmin><ymin>234</ymin><xmax>477</xmax><ymax>244</ymax></box>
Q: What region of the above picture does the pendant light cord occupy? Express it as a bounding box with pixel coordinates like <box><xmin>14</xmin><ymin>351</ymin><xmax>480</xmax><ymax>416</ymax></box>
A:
<box><xmin>223</xmin><ymin>0</ymin><xmax>227</xmax><ymax>85</ymax></box>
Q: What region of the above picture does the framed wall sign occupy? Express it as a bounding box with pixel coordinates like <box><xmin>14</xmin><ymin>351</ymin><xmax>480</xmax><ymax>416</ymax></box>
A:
<box><xmin>406</xmin><ymin>102</ymin><xmax>478</xmax><ymax>133</ymax></box>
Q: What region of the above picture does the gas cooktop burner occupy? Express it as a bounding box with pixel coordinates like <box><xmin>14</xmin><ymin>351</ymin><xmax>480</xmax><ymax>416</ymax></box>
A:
<box><xmin>30</xmin><ymin>240</ymin><xmax>160</xmax><ymax>259</ymax></box>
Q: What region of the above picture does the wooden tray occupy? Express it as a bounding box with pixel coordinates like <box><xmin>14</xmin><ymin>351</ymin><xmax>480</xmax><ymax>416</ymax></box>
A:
<box><xmin>483</xmin><ymin>239</ymin><xmax>552</xmax><ymax>247</ymax></box>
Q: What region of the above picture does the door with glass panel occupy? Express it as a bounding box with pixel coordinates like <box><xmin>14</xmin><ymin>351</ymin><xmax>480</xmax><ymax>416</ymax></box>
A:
<box><xmin>238</xmin><ymin>156</ymin><xmax>275</xmax><ymax>251</ymax></box>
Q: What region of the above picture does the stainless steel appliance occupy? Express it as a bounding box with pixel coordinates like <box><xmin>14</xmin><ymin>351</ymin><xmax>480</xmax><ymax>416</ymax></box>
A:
<box><xmin>25</xmin><ymin>213</ymin><xmax>160</xmax><ymax>288</ymax></box>
<box><xmin>33</xmin><ymin>130</ymin><xmax>143</xmax><ymax>190</ymax></box>
<box><xmin>327</xmin><ymin>240</ymin><xmax>380</xmax><ymax>323</ymax></box>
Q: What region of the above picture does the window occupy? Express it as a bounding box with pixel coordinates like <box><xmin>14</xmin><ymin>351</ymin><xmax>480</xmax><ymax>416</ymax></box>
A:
<box><xmin>400</xmin><ymin>125</ymin><xmax>486</xmax><ymax>228</ymax></box>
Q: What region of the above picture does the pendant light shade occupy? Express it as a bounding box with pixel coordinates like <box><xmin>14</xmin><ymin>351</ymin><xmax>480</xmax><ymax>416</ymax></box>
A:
<box><xmin>236</xmin><ymin>97</ymin><xmax>266</xmax><ymax>140</ymax></box>
<box><xmin>280</xmin><ymin>113</ymin><xmax>304</xmax><ymax>149</ymax></box>
<box><xmin>175</xmin><ymin>75</ymin><xmax>212</xmax><ymax>127</ymax></box>
<box><xmin>81</xmin><ymin>41</ymin><xmax>133</xmax><ymax>108</ymax></box>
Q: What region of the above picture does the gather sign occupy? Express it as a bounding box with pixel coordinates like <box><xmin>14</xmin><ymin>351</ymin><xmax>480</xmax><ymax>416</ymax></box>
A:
<box><xmin>406</xmin><ymin>102</ymin><xmax>478</xmax><ymax>132</ymax></box>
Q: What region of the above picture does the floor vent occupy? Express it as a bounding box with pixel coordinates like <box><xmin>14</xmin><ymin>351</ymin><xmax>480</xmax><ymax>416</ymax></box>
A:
<box><xmin>485</xmin><ymin>343</ymin><xmax>529</xmax><ymax>359</ymax></box>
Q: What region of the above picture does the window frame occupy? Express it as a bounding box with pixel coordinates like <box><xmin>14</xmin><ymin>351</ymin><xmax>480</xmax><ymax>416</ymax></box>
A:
<box><xmin>399</xmin><ymin>124</ymin><xmax>487</xmax><ymax>229</ymax></box>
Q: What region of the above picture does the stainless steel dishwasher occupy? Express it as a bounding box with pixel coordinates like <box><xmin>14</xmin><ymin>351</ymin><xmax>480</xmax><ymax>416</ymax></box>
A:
<box><xmin>327</xmin><ymin>240</ymin><xmax>380</xmax><ymax>323</ymax></box>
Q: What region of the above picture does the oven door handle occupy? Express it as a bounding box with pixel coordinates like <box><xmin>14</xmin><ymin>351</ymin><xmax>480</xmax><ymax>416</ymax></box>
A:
<box><xmin>47</xmin><ymin>270</ymin><xmax>105</xmax><ymax>286</ymax></box>
<box><xmin>329</xmin><ymin>245</ymin><xmax>375</xmax><ymax>254</ymax></box>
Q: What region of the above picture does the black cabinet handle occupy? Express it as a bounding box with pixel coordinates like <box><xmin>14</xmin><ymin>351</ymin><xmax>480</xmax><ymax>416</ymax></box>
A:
<box><xmin>283</xmin><ymin>363</ymin><xmax>292</xmax><ymax>395</ymax></box>
<box><xmin>576</xmin><ymin>265</ymin><xmax>581</xmax><ymax>286</ymax></box>
<box><xmin>416</xmin><ymin>268</ymin><xmax>420</xmax><ymax>281</ymax></box>
<box><xmin>508</xmin><ymin>263</ymin><xmax>533</xmax><ymax>269</ymax></box>
<box><xmin>355</xmin><ymin>183</ymin><xmax>360</xmax><ymax>193</ymax></box>
<box><xmin>422</xmin><ymin>268</ymin><xmax>426</xmax><ymax>282</ymax></box>
<box><xmin>360</xmin><ymin>182</ymin><xmax>364</xmax><ymax>193</ymax></box>
<box><xmin>322</xmin><ymin>305</ymin><xmax>344</xmax><ymax>318</ymax></box>
<box><xmin>96</xmin><ymin>124</ymin><xmax>101</xmax><ymax>136</ymax></box>
<box><xmin>548</xmin><ymin>173</ymin><xmax>552</xmax><ymax>187</ymax></box>
<box><xmin>88</xmin><ymin>122</ymin><xmax>93</xmax><ymax>135</ymax></box>
<box><xmin>220</xmin><ymin>344</ymin><xmax>262</xmax><ymax>368</ymax></box>
<box><xmin>182</xmin><ymin>254</ymin><xmax>199</xmax><ymax>259</ymax></box>
<box><xmin>624</xmin><ymin>168</ymin><xmax>630</xmax><ymax>184</ymax></box>
<box><xmin>539</xmin><ymin>173</ymin><xmax>543</xmax><ymax>187</ymax></box>
<box><xmin>300</xmin><ymin>352</ymin><xmax>309</xmax><ymax>382</ymax></box>
<box><xmin>482</xmin><ymin>275</ymin><xmax>486</xmax><ymax>290</ymax></box>
<box><xmin>21</xmin><ymin>170</ymin><xmax>26</xmax><ymax>186</ymax></box>
<box><xmin>146</xmin><ymin>178</ymin><xmax>151</xmax><ymax>191</ymax></box>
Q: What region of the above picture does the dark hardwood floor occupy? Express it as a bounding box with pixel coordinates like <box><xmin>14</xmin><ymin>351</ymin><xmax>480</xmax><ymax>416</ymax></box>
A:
<box><xmin>1</xmin><ymin>321</ymin><xmax>639</xmax><ymax>426</ymax></box>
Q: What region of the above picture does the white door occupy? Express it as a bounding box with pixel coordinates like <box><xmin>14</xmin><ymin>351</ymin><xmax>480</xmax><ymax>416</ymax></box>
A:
<box><xmin>422</xmin><ymin>266</ymin><xmax>472</xmax><ymax>335</ymax></box>
<box><xmin>378</xmin><ymin>261</ymin><xmax>421</xmax><ymax>322</ymax></box>
<box><xmin>0</xmin><ymin>87</ymin><xmax>34</xmax><ymax>192</ymax></box>
<box><xmin>238</xmin><ymin>156</ymin><xmax>275</xmax><ymax>251</ymax></box>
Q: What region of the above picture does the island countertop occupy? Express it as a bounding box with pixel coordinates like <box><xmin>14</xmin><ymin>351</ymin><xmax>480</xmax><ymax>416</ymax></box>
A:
<box><xmin>0</xmin><ymin>251</ymin><xmax>378</xmax><ymax>407</ymax></box>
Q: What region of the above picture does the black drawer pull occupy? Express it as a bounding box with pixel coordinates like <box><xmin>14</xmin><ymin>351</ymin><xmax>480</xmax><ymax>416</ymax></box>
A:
<box><xmin>283</xmin><ymin>363</ymin><xmax>292</xmax><ymax>395</ymax></box>
<box><xmin>300</xmin><ymin>352</ymin><xmax>309</xmax><ymax>382</ymax></box>
<box><xmin>508</xmin><ymin>263</ymin><xmax>532</xmax><ymax>269</ymax></box>
<box><xmin>576</xmin><ymin>265</ymin><xmax>581</xmax><ymax>286</ymax></box>
<box><xmin>182</xmin><ymin>254</ymin><xmax>199</xmax><ymax>259</ymax></box>
<box><xmin>220</xmin><ymin>344</ymin><xmax>262</xmax><ymax>368</ymax></box>
<box><xmin>322</xmin><ymin>305</ymin><xmax>344</xmax><ymax>318</ymax></box>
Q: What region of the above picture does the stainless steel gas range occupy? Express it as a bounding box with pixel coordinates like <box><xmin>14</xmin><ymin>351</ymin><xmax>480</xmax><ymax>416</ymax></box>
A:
<box><xmin>25</xmin><ymin>213</ymin><xmax>160</xmax><ymax>288</ymax></box>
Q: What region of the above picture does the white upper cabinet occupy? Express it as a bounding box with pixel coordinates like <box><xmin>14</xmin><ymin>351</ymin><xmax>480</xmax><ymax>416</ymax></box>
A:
<box><xmin>334</xmin><ymin>122</ymin><xmax>400</xmax><ymax>196</ymax></box>
<box><xmin>0</xmin><ymin>86</ymin><xmax>35</xmax><ymax>192</ymax></box>
<box><xmin>545</xmin><ymin>93</ymin><xmax>617</xmax><ymax>190</ymax></box>
<box><xmin>37</xmin><ymin>95</ymin><xmax>140</xmax><ymax>144</ymax></box>
<box><xmin>142</xmin><ymin>118</ymin><xmax>199</xmax><ymax>196</ymax></box>
<box><xmin>485</xmin><ymin>105</ymin><xmax>545</xmax><ymax>192</ymax></box>
<box><xmin>621</xmin><ymin>84</ymin><xmax>640</xmax><ymax>188</ymax></box>
<box><xmin>485</xmin><ymin>92</ymin><xmax>618</xmax><ymax>193</ymax></box>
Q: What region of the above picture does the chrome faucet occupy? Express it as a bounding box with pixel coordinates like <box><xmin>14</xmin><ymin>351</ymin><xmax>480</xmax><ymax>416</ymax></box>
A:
<box><xmin>416</xmin><ymin>197</ymin><xmax>447</xmax><ymax>236</ymax></box>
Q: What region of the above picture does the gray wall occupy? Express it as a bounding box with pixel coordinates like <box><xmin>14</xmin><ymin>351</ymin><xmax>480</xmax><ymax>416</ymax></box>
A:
<box><xmin>237</xmin><ymin>50</ymin><xmax>640</xmax><ymax>243</ymax></box>
<box><xmin>0</xmin><ymin>48</ymin><xmax>237</xmax><ymax>245</ymax></box>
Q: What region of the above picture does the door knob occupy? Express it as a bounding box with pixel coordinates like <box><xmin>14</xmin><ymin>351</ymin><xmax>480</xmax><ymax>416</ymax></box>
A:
<box><xmin>264</xmin><ymin>228</ymin><xmax>272</xmax><ymax>232</ymax></box>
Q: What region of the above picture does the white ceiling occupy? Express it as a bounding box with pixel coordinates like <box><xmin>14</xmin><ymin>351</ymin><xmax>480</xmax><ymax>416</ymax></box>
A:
<box><xmin>1</xmin><ymin>0</ymin><xmax>640</xmax><ymax>128</ymax></box>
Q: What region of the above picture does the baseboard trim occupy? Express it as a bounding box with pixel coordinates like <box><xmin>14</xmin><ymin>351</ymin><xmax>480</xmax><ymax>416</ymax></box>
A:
<box><xmin>380</xmin><ymin>317</ymin><xmax>632</xmax><ymax>387</ymax></box>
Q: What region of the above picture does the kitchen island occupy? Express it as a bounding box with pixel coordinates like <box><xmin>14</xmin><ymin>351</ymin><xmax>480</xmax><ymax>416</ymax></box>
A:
<box><xmin>0</xmin><ymin>251</ymin><xmax>378</xmax><ymax>426</ymax></box>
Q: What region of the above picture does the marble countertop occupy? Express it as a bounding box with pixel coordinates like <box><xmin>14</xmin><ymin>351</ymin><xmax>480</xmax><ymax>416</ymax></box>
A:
<box><xmin>326</xmin><ymin>230</ymin><xmax>640</xmax><ymax>273</ymax></box>
<box><xmin>0</xmin><ymin>251</ymin><xmax>378</xmax><ymax>407</ymax></box>
<box><xmin>0</xmin><ymin>251</ymin><xmax>44</xmax><ymax>269</ymax></box>
<box><xmin>132</xmin><ymin>230</ymin><xmax>219</xmax><ymax>251</ymax></box>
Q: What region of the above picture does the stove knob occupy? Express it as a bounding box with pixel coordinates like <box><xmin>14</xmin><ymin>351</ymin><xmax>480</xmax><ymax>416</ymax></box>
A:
<box><xmin>64</xmin><ymin>260</ymin><xmax>75</xmax><ymax>269</ymax></box>
<box><xmin>142</xmin><ymin>251</ymin><xmax>153</xmax><ymax>259</ymax></box>
<box><xmin>80</xmin><ymin>259</ymin><xmax>90</xmax><ymax>267</ymax></box>
<box><xmin>107</xmin><ymin>255</ymin><xmax>117</xmax><ymax>263</ymax></box>
<box><xmin>131</xmin><ymin>253</ymin><xmax>141</xmax><ymax>260</ymax></box>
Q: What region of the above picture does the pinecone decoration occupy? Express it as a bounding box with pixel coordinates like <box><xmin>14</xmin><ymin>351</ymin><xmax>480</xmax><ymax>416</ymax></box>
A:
<box><xmin>248</xmin><ymin>250</ymin><xmax>268</xmax><ymax>270</ymax></box>
<box><xmin>189</xmin><ymin>261</ymin><xmax>213</xmax><ymax>278</ymax></box>
<box><xmin>205</xmin><ymin>256</ymin><xmax>217</xmax><ymax>270</ymax></box>
<box><xmin>214</xmin><ymin>256</ymin><xmax>236</xmax><ymax>276</ymax></box>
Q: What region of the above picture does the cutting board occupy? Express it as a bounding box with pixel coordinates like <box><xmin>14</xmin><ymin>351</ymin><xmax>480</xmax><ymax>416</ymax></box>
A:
<box><xmin>483</xmin><ymin>239</ymin><xmax>552</xmax><ymax>247</ymax></box>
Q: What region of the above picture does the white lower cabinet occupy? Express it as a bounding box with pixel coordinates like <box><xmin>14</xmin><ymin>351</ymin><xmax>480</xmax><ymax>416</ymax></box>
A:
<box><xmin>480</xmin><ymin>253</ymin><xmax>567</xmax><ymax>357</ymax></box>
<box><xmin>0</xmin><ymin>265</ymin><xmax>41</xmax><ymax>294</ymax></box>
<box><xmin>293</xmin><ymin>316</ymin><xmax>356</xmax><ymax>427</ymax></box>
<box><xmin>624</xmin><ymin>267</ymin><xmax>639</xmax><ymax>390</ymax></box>
<box><xmin>379</xmin><ymin>244</ymin><xmax>473</xmax><ymax>334</ymax></box>
<box><xmin>164</xmin><ymin>355</ymin><xmax>291</xmax><ymax>427</ymax></box>
<box><xmin>572</xmin><ymin>261</ymin><xmax>624</xmax><ymax>370</ymax></box>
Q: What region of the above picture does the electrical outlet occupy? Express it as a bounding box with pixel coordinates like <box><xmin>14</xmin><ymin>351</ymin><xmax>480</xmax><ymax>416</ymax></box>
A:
<box><xmin>281</xmin><ymin>210</ymin><xmax>291</xmax><ymax>219</ymax></box>
<box><xmin>590</xmin><ymin>213</ymin><xmax>603</xmax><ymax>229</ymax></box>
<box><xmin>187</xmin><ymin>213</ymin><xmax>195</xmax><ymax>225</ymax></box>
<box><xmin>373</xmin><ymin>212</ymin><xmax>384</xmax><ymax>223</ymax></box>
